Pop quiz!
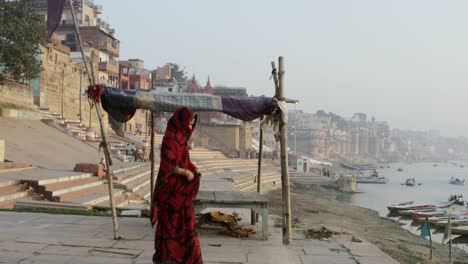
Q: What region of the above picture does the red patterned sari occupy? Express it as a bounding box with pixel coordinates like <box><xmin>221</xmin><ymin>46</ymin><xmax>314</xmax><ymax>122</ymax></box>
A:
<box><xmin>151</xmin><ymin>107</ymin><xmax>202</xmax><ymax>264</ymax></box>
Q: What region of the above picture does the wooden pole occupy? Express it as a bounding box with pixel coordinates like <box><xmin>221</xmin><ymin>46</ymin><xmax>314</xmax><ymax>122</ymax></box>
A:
<box><xmin>428</xmin><ymin>224</ymin><xmax>433</xmax><ymax>263</ymax></box>
<box><xmin>278</xmin><ymin>56</ymin><xmax>291</xmax><ymax>245</ymax></box>
<box><xmin>150</xmin><ymin>111</ymin><xmax>156</xmax><ymax>203</ymax></box>
<box><xmin>448</xmin><ymin>216</ymin><xmax>452</xmax><ymax>264</ymax></box>
<box><xmin>78</xmin><ymin>68</ymin><xmax>82</xmax><ymax>123</ymax></box>
<box><xmin>68</xmin><ymin>0</ymin><xmax>120</xmax><ymax>240</ymax></box>
<box><xmin>253</xmin><ymin>115</ymin><xmax>264</xmax><ymax>223</ymax></box>
<box><xmin>257</xmin><ymin>116</ymin><xmax>264</xmax><ymax>193</ymax></box>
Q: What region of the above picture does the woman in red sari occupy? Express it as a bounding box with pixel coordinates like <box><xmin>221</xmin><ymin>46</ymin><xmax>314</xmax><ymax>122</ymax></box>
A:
<box><xmin>151</xmin><ymin>107</ymin><xmax>202</xmax><ymax>264</ymax></box>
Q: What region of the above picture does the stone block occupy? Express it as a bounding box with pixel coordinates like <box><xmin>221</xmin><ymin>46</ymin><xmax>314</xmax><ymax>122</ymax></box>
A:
<box><xmin>73</xmin><ymin>163</ymin><xmax>105</xmax><ymax>178</ymax></box>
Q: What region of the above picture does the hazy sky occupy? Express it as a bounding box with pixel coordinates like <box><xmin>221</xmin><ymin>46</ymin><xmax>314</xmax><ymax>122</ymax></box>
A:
<box><xmin>97</xmin><ymin>0</ymin><xmax>468</xmax><ymax>137</ymax></box>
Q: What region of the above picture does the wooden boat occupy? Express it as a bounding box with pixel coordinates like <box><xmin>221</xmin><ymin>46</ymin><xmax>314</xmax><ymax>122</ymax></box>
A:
<box><xmin>434</xmin><ymin>219</ymin><xmax>468</xmax><ymax>228</ymax></box>
<box><xmin>405</xmin><ymin>178</ymin><xmax>416</xmax><ymax>186</ymax></box>
<box><xmin>451</xmin><ymin>227</ymin><xmax>468</xmax><ymax>236</ymax></box>
<box><xmin>414</xmin><ymin>210</ymin><xmax>468</xmax><ymax>223</ymax></box>
<box><xmin>387</xmin><ymin>200</ymin><xmax>455</xmax><ymax>214</ymax></box>
<box><xmin>410</xmin><ymin>207</ymin><xmax>462</xmax><ymax>220</ymax></box>
<box><xmin>449</xmin><ymin>177</ymin><xmax>465</xmax><ymax>186</ymax></box>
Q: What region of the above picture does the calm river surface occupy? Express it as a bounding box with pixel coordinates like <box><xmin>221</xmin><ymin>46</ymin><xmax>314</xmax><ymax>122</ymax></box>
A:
<box><xmin>338</xmin><ymin>161</ymin><xmax>468</xmax><ymax>250</ymax></box>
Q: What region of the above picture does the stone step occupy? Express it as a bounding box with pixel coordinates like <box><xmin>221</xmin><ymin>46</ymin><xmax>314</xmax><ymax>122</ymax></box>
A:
<box><xmin>134</xmin><ymin>184</ymin><xmax>151</xmax><ymax>201</ymax></box>
<box><xmin>113</xmin><ymin>164</ymin><xmax>151</xmax><ymax>181</ymax></box>
<box><xmin>0</xmin><ymin>180</ymin><xmax>17</xmax><ymax>188</ymax></box>
<box><xmin>127</xmin><ymin>177</ymin><xmax>150</xmax><ymax>194</ymax></box>
<box><xmin>120</xmin><ymin>169</ymin><xmax>152</xmax><ymax>184</ymax></box>
<box><xmin>240</xmin><ymin>179</ymin><xmax>280</xmax><ymax>193</ymax></box>
<box><xmin>57</xmin><ymin>184</ymin><xmax>109</xmax><ymax>202</ymax></box>
<box><xmin>0</xmin><ymin>184</ymin><xmax>26</xmax><ymax>196</ymax></box>
<box><xmin>14</xmin><ymin>200</ymin><xmax>91</xmax><ymax>210</ymax></box>
<box><xmin>46</xmin><ymin>179</ymin><xmax>104</xmax><ymax>198</ymax></box>
<box><xmin>23</xmin><ymin>173</ymin><xmax>94</xmax><ymax>186</ymax></box>
<box><xmin>233</xmin><ymin>171</ymin><xmax>279</xmax><ymax>184</ymax></box>
<box><xmin>0</xmin><ymin>200</ymin><xmax>17</xmax><ymax>209</ymax></box>
<box><xmin>0</xmin><ymin>190</ymin><xmax>28</xmax><ymax>202</ymax></box>
<box><xmin>234</xmin><ymin>174</ymin><xmax>280</xmax><ymax>190</ymax></box>
<box><xmin>67</xmin><ymin>188</ymin><xmax>124</xmax><ymax>206</ymax></box>
<box><xmin>94</xmin><ymin>192</ymin><xmax>128</xmax><ymax>208</ymax></box>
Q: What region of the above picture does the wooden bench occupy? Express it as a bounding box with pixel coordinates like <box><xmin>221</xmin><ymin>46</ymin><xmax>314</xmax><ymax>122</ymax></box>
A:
<box><xmin>195</xmin><ymin>190</ymin><xmax>269</xmax><ymax>240</ymax></box>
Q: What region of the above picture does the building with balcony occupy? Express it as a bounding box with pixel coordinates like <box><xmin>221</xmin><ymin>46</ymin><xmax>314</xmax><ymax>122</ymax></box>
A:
<box><xmin>31</xmin><ymin>0</ymin><xmax>119</xmax><ymax>87</ymax></box>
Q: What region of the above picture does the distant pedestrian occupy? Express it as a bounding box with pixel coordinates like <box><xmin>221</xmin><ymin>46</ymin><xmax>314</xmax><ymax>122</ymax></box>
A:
<box><xmin>125</xmin><ymin>143</ymin><xmax>131</xmax><ymax>156</ymax></box>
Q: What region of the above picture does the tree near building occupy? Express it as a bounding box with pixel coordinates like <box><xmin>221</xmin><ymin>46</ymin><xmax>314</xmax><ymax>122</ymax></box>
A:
<box><xmin>168</xmin><ymin>63</ymin><xmax>188</xmax><ymax>82</ymax></box>
<box><xmin>0</xmin><ymin>0</ymin><xmax>47</xmax><ymax>83</ymax></box>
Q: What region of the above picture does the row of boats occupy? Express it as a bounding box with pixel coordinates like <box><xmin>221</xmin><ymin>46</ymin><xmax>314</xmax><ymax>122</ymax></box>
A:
<box><xmin>387</xmin><ymin>196</ymin><xmax>468</xmax><ymax>236</ymax></box>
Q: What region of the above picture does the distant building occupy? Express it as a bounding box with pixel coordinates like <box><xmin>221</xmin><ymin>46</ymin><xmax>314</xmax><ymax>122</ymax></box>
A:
<box><xmin>120</xmin><ymin>59</ymin><xmax>151</xmax><ymax>90</ymax></box>
<box><xmin>31</xmin><ymin>0</ymin><xmax>120</xmax><ymax>87</ymax></box>
<box><xmin>152</xmin><ymin>65</ymin><xmax>178</xmax><ymax>93</ymax></box>
<box><xmin>186</xmin><ymin>75</ymin><xmax>201</xmax><ymax>93</ymax></box>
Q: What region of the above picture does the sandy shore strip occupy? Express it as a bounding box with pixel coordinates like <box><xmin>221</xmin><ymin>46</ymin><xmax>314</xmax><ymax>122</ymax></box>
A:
<box><xmin>267</xmin><ymin>184</ymin><xmax>468</xmax><ymax>264</ymax></box>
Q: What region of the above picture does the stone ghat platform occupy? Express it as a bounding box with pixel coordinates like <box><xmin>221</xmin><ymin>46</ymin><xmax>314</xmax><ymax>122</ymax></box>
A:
<box><xmin>0</xmin><ymin>211</ymin><xmax>399</xmax><ymax>264</ymax></box>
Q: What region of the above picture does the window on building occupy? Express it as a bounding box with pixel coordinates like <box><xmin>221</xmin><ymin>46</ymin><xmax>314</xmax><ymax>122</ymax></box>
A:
<box><xmin>168</xmin><ymin>88</ymin><xmax>173</xmax><ymax>92</ymax></box>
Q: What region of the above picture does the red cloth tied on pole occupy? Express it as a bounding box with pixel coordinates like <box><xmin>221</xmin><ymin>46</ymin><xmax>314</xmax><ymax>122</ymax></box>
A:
<box><xmin>87</xmin><ymin>84</ymin><xmax>104</xmax><ymax>103</ymax></box>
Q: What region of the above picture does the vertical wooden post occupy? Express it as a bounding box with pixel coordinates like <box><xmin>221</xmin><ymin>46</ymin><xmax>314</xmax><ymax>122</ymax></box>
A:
<box><xmin>150</xmin><ymin>112</ymin><xmax>156</xmax><ymax>203</ymax></box>
<box><xmin>253</xmin><ymin>115</ymin><xmax>264</xmax><ymax>223</ymax></box>
<box><xmin>278</xmin><ymin>56</ymin><xmax>291</xmax><ymax>245</ymax></box>
<box><xmin>448</xmin><ymin>216</ymin><xmax>452</xmax><ymax>264</ymax></box>
<box><xmin>429</xmin><ymin>227</ymin><xmax>433</xmax><ymax>263</ymax></box>
<box><xmin>78</xmin><ymin>68</ymin><xmax>82</xmax><ymax>123</ymax></box>
<box><xmin>68</xmin><ymin>0</ymin><xmax>119</xmax><ymax>240</ymax></box>
<box><xmin>257</xmin><ymin>116</ymin><xmax>264</xmax><ymax>193</ymax></box>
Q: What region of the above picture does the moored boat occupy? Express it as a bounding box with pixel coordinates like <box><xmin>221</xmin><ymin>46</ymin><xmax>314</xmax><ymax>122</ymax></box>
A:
<box><xmin>449</xmin><ymin>177</ymin><xmax>465</xmax><ymax>186</ymax></box>
<box><xmin>404</xmin><ymin>178</ymin><xmax>416</xmax><ymax>186</ymax></box>
<box><xmin>410</xmin><ymin>207</ymin><xmax>461</xmax><ymax>220</ymax></box>
<box><xmin>434</xmin><ymin>219</ymin><xmax>468</xmax><ymax>228</ymax></box>
<box><xmin>451</xmin><ymin>226</ymin><xmax>468</xmax><ymax>236</ymax></box>
<box><xmin>352</xmin><ymin>170</ymin><xmax>389</xmax><ymax>184</ymax></box>
<box><xmin>387</xmin><ymin>200</ymin><xmax>456</xmax><ymax>214</ymax></box>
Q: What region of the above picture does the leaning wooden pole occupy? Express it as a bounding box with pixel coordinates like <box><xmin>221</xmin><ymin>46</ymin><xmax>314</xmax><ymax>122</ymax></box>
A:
<box><xmin>150</xmin><ymin>112</ymin><xmax>156</xmax><ymax>202</ymax></box>
<box><xmin>68</xmin><ymin>0</ymin><xmax>120</xmax><ymax>240</ymax></box>
<box><xmin>278</xmin><ymin>56</ymin><xmax>292</xmax><ymax>245</ymax></box>
<box><xmin>257</xmin><ymin>116</ymin><xmax>264</xmax><ymax>193</ymax></box>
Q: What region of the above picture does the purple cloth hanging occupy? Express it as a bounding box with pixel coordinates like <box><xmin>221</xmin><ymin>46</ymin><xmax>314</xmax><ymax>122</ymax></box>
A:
<box><xmin>47</xmin><ymin>0</ymin><xmax>67</xmax><ymax>37</ymax></box>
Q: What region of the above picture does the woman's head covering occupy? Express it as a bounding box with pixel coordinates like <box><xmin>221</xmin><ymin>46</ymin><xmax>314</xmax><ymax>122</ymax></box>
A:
<box><xmin>167</xmin><ymin>107</ymin><xmax>197</xmax><ymax>136</ymax></box>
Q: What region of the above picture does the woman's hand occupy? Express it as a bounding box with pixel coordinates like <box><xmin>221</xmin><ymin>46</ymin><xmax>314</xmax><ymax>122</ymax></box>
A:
<box><xmin>186</xmin><ymin>170</ymin><xmax>195</xmax><ymax>182</ymax></box>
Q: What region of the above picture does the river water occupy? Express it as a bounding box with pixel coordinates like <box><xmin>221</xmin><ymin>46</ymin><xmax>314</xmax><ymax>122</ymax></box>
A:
<box><xmin>337</xmin><ymin>161</ymin><xmax>468</xmax><ymax>250</ymax></box>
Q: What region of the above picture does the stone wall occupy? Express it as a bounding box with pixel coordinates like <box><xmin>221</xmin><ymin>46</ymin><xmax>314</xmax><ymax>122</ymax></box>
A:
<box><xmin>0</xmin><ymin>82</ymin><xmax>35</xmax><ymax>108</ymax></box>
<box><xmin>125</xmin><ymin>109</ymin><xmax>147</xmax><ymax>135</ymax></box>
<box><xmin>197</xmin><ymin>124</ymin><xmax>240</xmax><ymax>153</ymax></box>
<box><xmin>0</xmin><ymin>82</ymin><xmax>41</xmax><ymax>120</ymax></box>
<box><xmin>37</xmin><ymin>42</ymin><xmax>109</xmax><ymax>135</ymax></box>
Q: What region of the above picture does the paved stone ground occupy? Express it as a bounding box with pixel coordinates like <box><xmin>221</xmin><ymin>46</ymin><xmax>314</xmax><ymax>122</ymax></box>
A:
<box><xmin>0</xmin><ymin>211</ymin><xmax>399</xmax><ymax>264</ymax></box>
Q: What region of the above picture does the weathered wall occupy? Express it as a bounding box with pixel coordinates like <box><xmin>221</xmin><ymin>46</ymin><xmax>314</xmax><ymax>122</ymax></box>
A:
<box><xmin>239</xmin><ymin>122</ymin><xmax>252</xmax><ymax>153</ymax></box>
<box><xmin>197</xmin><ymin>124</ymin><xmax>240</xmax><ymax>153</ymax></box>
<box><xmin>0</xmin><ymin>82</ymin><xmax>41</xmax><ymax>120</ymax></box>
